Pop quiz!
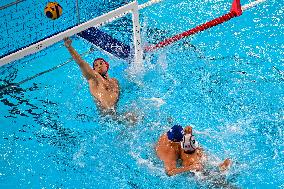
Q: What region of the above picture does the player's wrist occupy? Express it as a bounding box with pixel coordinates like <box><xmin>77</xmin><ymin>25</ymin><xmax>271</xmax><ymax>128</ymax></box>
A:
<box><xmin>65</xmin><ymin>44</ymin><xmax>71</xmax><ymax>48</ymax></box>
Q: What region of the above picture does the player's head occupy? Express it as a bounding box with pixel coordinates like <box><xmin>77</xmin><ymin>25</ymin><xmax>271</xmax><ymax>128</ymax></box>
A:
<box><xmin>93</xmin><ymin>58</ymin><xmax>109</xmax><ymax>76</ymax></box>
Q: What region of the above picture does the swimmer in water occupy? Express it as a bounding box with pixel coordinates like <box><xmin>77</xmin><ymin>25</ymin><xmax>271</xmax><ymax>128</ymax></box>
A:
<box><xmin>64</xmin><ymin>37</ymin><xmax>119</xmax><ymax>114</ymax></box>
<box><xmin>156</xmin><ymin>125</ymin><xmax>231</xmax><ymax>176</ymax></box>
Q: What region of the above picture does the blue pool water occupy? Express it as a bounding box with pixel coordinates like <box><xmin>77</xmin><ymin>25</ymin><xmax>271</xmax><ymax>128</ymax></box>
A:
<box><xmin>0</xmin><ymin>0</ymin><xmax>284</xmax><ymax>188</ymax></box>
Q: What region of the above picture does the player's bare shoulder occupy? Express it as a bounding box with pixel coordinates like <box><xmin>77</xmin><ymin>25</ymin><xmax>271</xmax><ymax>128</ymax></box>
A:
<box><xmin>109</xmin><ymin>78</ymin><xmax>119</xmax><ymax>89</ymax></box>
<box><xmin>110</xmin><ymin>78</ymin><xmax>119</xmax><ymax>85</ymax></box>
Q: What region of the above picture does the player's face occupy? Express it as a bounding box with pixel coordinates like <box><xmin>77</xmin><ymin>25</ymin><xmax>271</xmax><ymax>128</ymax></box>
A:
<box><xmin>94</xmin><ymin>59</ymin><xmax>108</xmax><ymax>74</ymax></box>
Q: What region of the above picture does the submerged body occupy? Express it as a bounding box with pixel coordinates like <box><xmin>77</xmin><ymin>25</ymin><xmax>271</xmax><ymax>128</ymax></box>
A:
<box><xmin>88</xmin><ymin>72</ymin><xmax>119</xmax><ymax>110</ymax></box>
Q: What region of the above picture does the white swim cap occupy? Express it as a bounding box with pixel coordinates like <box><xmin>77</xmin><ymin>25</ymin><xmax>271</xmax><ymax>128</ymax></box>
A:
<box><xmin>181</xmin><ymin>134</ymin><xmax>198</xmax><ymax>153</ymax></box>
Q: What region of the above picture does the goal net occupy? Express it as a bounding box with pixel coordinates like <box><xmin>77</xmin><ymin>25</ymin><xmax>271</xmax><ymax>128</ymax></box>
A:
<box><xmin>0</xmin><ymin>0</ymin><xmax>142</xmax><ymax>67</ymax></box>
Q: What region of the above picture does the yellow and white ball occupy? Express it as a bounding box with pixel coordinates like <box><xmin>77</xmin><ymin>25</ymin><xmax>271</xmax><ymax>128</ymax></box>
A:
<box><xmin>44</xmin><ymin>2</ymin><xmax>62</xmax><ymax>20</ymax></box>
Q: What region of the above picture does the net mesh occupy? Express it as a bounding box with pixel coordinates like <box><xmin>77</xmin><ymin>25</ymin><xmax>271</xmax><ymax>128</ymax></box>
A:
<box><xmin>0</xmin><ymin>0</ymin><xmax>132</xmax><ymax>58</ymax></box>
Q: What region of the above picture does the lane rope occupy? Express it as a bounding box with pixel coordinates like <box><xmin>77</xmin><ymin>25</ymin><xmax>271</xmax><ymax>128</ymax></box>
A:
<box><xmin>144</xmin><ymin>0</ymin><xmax>267</xmax><ymax>52</ymax></box>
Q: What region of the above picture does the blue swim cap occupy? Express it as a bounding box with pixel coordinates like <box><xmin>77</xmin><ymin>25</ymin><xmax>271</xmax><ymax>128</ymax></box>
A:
<box><xmin>167</xmin><ymin>125</ymin><xmax>184</xmax><ymax>142</ymax></box>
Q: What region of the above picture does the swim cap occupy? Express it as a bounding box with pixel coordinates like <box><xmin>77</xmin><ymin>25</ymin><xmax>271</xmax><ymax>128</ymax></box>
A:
<box><xmin>93</xmin><ymin>58</ymin><xmax>109</xmax><ymax>71</ymax></box>
<box><xmin>181</xmin><ymin>134</ymin><xmax>198</xmax><ymax>153</ymax></box>
<box><xmin>167</xmin><ymin>125</ymin><xmax>184</xmax><ymax>142</ymax></box>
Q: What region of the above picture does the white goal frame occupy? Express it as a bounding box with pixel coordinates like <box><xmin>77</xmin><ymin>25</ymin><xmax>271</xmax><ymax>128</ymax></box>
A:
<box><xmin>0</xmin><ymin>1</ymin><xmax>143</xmax><ymax>67</ymax></box>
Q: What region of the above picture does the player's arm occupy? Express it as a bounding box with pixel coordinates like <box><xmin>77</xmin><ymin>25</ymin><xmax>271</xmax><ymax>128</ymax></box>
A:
<box><xmin>64</xmin><ymin>37</ymin><xmax>99</xmax><ymax>80</ymax></box>
<box><xmin>164</xmin><ymin>160</ymin><xmax>201</xmax><ymax>176</ymax></box>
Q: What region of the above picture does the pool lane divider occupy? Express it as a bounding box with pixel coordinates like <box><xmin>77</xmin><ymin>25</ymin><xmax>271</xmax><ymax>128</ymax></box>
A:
<box><xmin>144</xmin><ymin>0</ymin><xmax>243</xmax><ymax>52</ymax></box>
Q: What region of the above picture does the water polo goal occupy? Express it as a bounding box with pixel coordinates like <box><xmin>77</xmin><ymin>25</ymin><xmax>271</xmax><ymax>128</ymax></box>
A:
<box><xmin>0</xmin><ymin>0</ymin><xmax>267</xmax><ymax>68</ymax></box>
